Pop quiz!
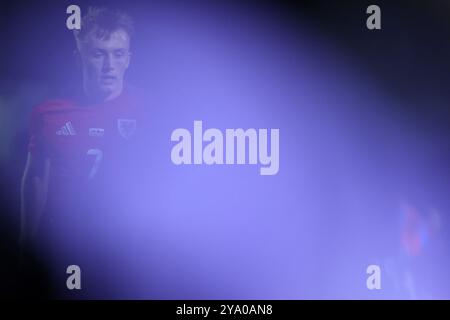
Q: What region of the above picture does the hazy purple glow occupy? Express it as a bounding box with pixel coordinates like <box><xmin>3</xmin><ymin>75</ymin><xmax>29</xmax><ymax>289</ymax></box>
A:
<box><xmin>30</xmin><ymin>3</ymin><xmax>449</xmax><ymax>299</ymax></box>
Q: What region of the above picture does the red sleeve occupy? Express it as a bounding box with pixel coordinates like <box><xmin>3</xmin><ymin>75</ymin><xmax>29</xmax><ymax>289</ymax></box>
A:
<box><xmin>27</xmin><ymin>106</ymin><xmax>47</xmax><ymax>157</ymax></box>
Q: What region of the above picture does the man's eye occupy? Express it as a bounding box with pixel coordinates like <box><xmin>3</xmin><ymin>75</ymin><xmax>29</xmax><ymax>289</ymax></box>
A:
<box><xmin>91</xmin><ymin>51</ymin><xmax>104</xmax><ymax>58</ymax></box>
<box><xmin>114</xmin><ymin>51</ymin><xmax>126</xmax><ymax>58</ymax></box>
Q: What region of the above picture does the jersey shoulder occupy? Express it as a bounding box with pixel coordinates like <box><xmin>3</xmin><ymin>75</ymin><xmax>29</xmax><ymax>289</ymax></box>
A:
<box><xmin>32</xmin><ymin>98</ymin><xmax>77</xmax><ymax>115</ymax></box>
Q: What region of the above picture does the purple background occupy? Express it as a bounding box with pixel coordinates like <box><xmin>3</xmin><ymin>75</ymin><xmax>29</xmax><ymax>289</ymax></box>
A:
<box><xmin>0</xmin><ymin>0</ymin><xmax>449</xmax><ymax>299</ymax></box>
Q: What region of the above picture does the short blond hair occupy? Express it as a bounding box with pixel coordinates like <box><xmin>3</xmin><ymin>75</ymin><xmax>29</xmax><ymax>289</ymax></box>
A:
<box><xmin>74</xmin><ymin>6</ymin><xmax>134</xmax><ymax>48</ymax></box>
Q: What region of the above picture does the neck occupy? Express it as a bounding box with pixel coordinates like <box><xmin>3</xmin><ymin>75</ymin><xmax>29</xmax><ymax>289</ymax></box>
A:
<box><xmin>83</xmin><ymin>82</ymin><xmax>123</xmax><ymax>104</ymax></box>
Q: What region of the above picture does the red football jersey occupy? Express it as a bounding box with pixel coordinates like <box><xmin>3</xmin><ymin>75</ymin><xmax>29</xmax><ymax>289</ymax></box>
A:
<box><xmin>28</xmin><ymin>88</ymin><xmax>144</xmax><ymax>218</ymax></box>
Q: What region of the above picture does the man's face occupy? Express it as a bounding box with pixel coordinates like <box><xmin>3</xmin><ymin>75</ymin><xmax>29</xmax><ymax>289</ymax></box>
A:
<box><xmin>78</xmin><ymin>28</ymin><xmax>131</xmax><ymax>100</ymax></box>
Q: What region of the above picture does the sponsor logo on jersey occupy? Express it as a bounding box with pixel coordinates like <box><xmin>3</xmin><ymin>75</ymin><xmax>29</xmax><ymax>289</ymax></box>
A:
<box><xmin>117</xmin><ymin>119</ymin><xmax>136</xmax><ymax>139</ymax></box>
<box><xmin>56</xmin><ymin>121</ymin><xmax>76</xmax><ymax>136</ymax></box>
<box><xmin>89</xmin><ymin>128</ymin><xmax>105</xmax><ymax>137</ymax></box>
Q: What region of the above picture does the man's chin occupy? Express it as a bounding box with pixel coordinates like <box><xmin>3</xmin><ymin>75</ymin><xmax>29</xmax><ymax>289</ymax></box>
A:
<box><xmin>99</xmin><ymin>83</ymin><xmax>118</xmax><ymax>92</ymax></box>
<box><xmin>99</xmin><ymin>82</ymin><xmax>116</xmax><ymax>91</ymax></box>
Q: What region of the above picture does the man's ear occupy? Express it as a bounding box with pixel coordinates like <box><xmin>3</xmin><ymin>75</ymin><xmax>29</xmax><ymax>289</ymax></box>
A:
<box><xmin>125</xmin><ymin>51</ymin><xmax>132</xmax><ymax>69</ymax></box>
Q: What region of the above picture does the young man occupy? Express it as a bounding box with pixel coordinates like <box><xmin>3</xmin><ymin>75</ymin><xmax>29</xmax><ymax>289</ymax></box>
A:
<box><xmin>20</xmin><ymin>6</ymin><xmax>145</xmax><ymax>297</ymax></box>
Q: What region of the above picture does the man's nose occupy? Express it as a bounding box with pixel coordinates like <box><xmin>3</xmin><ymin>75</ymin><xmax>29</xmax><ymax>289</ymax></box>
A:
<box><xmin>102</xmin><ymin>54</ymin><xmax>114</xmax><ymax>72</ymax></box>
